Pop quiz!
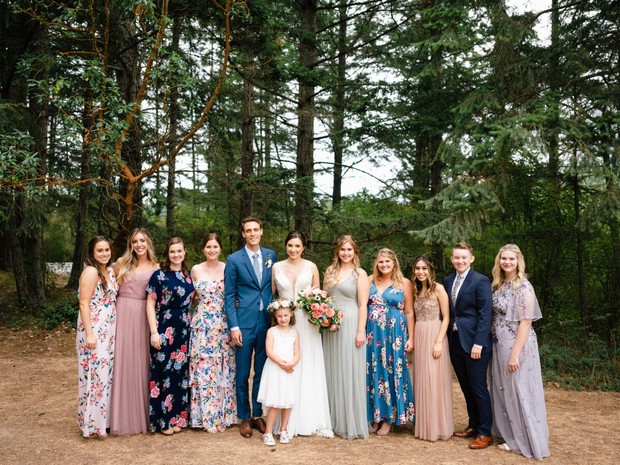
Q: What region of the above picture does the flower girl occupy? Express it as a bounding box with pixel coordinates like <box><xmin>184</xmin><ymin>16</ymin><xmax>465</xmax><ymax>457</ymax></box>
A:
<box><xmin>257</xmin><ymin>299</ymin><xmax>301</xmax><ymax>446</ymax></box>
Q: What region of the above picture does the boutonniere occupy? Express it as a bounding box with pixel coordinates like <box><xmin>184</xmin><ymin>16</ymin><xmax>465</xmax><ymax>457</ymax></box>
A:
<box><xmin>265</xmin><ymin>257</ymin><xmax>273</xmax><ymax>268</ymax></box>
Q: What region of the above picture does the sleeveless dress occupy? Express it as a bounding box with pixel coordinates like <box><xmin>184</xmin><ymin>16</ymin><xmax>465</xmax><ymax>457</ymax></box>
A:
<box><xmin>110</xmin><ymin>271</ymin><xmax>152</xmax><ymax>435</ymax></box>
<box><xmin>76</xmin><ymin>268</ymin><xmax>118</xmax><ymax>437</ymax></box>
<box><xmin>273</xmin><ymin>260</ymin><xmax>332</xmax><ymax>437</ymax></box>
<box><xmin>257</xmin><ymin>327</ymin><xmax>299</xmax><ymax>408</ymax></box>
<box><xmin>413</xmin><ymin>294</ymin><xmax>453</xmax><ymax>441</ymax></box>
<box><xmin>366</xmin><ymin>281</ymin><xmax>415</xmax><ymax>425</ymax></box>
<box><xmin>323</xmin><ymin>271</ymin><xmax>369</xmax><ymax>440</ymax></box>
<box><xmin>491</xmin><ymin>280</ymin><xmax>550</xmax><ymax>459</ymax></box>
<box><xmin>146</xmin><ymin>269</ymin><xmax>195</xmax><ymax>432</ymax></box>
<box><xmin>189</xmin><ymin>279</ymin><xmax>236</xmax><ymax>429</ymax></box>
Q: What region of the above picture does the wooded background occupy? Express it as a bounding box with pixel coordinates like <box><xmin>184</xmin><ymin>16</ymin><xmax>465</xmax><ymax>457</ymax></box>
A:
<box><xmin>1</xmin><ymin>1</ymin><xmax>617</xmax><ymax>387</ymax></box>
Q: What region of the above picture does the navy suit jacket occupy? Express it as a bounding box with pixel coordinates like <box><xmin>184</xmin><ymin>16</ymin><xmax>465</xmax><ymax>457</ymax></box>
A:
<box><xmin>445</xmin><ymin>269</ymin><xmax>493</xmax><ymax>353</ymax></box>
<box><xmin>224</xmin><ymin>246</ymin><xmax>276</xmax><ymax>330</ymax></box>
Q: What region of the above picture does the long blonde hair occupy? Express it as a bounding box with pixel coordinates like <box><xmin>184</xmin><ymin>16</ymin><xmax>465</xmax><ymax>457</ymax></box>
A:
<box><xmin>491</xmin><ymin>243</ymin><xmax>527</xmax><ymax>290</ymax></box>
<box><xmin>371</xmin><ymin>248</ymin><xmax>404</xmax><ymax>289</ymax></box>
<box><xmin>115</xmin><ymin>228</ymin><xmax>157</xmax><ymax>284</ymax></box>
<box><xmin>324</xmin><ymin>235</ymin><xmax>360</xmax><ymax>288</ymax></box>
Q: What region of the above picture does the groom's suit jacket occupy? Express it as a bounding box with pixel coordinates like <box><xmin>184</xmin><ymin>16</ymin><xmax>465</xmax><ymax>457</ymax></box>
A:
<box><xmin>224</xmin><ymin>246</ymin><xmax>276</xmax><ymax>331</ymax></box>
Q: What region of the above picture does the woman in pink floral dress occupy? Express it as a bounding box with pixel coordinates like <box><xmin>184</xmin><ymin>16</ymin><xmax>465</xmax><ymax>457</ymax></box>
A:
<box><xmin>76</xmin><ymin>236</ymin><xmax>118</xmax><ymax>438</ymax></box>
<box><xmin>189</xmin><ymin>232</ymin><xmax>236</xmax><ymax>433</ymax></box>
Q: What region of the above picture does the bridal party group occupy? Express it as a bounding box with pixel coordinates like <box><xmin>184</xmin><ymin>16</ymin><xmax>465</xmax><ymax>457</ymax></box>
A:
<box><xmin>76</xmin><ymin>216</ymin><xmax>550</xmax><ymax>460</ymax></box>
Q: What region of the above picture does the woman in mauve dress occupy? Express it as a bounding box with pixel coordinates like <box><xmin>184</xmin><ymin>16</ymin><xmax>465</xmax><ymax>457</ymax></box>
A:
<box><xmin>109</xmin><ymin>228</ymin><xmax>159</xmax><ymax>435</ymax></box>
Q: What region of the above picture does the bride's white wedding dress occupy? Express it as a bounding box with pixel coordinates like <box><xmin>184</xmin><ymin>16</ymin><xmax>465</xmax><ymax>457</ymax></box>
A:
<box><xmin>272</xmin><ymin>260</ymin><xmax>333</xmax><ymax>438</ymax></box>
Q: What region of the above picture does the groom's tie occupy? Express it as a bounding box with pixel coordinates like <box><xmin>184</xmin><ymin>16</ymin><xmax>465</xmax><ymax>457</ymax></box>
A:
<box><xmin>252</xmin><ymin>253</ymin><xmax>263</xmax><ymax>282</ymax></box>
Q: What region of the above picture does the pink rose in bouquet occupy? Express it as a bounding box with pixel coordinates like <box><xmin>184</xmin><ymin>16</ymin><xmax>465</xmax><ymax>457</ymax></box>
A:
<box><xmin>295</xmin><ymin>286</ymin><xmax>342</xmax><ymax>333</ymax></box>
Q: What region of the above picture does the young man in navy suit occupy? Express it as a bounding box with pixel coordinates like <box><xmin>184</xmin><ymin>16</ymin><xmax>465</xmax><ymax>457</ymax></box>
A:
<box><xmin>225</xmin><ymin>217</ymin><xmax>277</xmax><ymax>438</ymax></box>
<box><xmin>445</xmin><ymin>242</ymin><xmax>494</xmax><ymax>449</ymax></box>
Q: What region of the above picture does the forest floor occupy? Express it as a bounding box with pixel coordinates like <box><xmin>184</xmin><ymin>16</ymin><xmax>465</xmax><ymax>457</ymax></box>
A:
<box><xmin>0</xmin><ymin>326</ymin><xmax>618</xmax><ymax>465</ymax></box>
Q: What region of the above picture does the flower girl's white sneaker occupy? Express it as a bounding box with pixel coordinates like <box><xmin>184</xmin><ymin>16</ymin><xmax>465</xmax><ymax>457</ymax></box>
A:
<box><xmin>279</xmin><ymin>431</ymin><xmax>291</xmax><ymax>444</ymax></box>
<box><xmin>263</xmin><ymin>433</ymin><xmax>276</xmax><ymax>446</ymax></box>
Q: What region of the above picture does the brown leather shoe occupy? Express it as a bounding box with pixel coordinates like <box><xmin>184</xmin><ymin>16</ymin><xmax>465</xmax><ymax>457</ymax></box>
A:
<box><xmin>453</xmin><ymin>427</ymin><xmax>478</xmax><ymax>438</ymax></box>
<box><xmin>250</xmin><ymin>417</ymin><xmax>267</xmax><ymax>434</ymax></box>
<box><xmin>469</xmin><ymin>434</ymin><xmax>493</xmax><ymax>449</ymax></box>
<box><xmin>239</xmin><ymin>419</ymin><xmax>252</xmax><ymax>438</ymax></box>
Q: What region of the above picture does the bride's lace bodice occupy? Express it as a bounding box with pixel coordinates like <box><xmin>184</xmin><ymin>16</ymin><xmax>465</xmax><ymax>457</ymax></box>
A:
<box><xmin>273</xmin><ymin>260</ymin><xmax>313</xmax><ymax>300</ymax></box>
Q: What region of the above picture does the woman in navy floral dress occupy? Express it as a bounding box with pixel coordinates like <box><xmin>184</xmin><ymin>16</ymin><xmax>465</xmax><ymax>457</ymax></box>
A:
<box><xmin>146</xmin><ymin>237</ymin><xmax>195</xmax><ymax>435</ymax></box>
<box><xmin>366</xmin><ymin>248</ymin><xmax>415</xmax><ymax>436</ymax></box>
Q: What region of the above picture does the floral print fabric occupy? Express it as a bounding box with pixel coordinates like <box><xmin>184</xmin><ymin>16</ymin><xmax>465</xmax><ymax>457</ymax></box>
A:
<box><xmin>147</xmin><ymin>270</ymin><xmax>195</xmax><ymax>432</ymax></box>
<box><xmin>366</xmin><ymin>281</ymin><xmax>415</xmax><ymax>425</ymax></box>
<box><xmin>76</xmin><ymin>268</ymin><xmax>118</xmax><ymax>437</ymax></box>
<box><xmin>189</xmin><ymin>279</ymin><xmax>236</xmax><ymax>429</ymax></box>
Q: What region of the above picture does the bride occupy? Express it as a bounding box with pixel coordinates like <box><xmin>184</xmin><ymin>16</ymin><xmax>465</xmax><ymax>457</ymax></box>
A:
<box><xmin>271</xmin><ymin>231</ymin><xmax>333</xmax><ymax>438</ymax></box>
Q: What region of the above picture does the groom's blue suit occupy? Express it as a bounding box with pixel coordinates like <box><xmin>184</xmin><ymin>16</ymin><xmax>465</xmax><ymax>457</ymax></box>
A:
<box><xmin>224</xmin><ymin>246</ymin><xmax>276</xmax><ymax>420</ymax></box>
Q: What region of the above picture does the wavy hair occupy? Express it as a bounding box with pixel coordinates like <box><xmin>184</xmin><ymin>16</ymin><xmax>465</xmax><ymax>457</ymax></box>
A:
<box><xmin>491</xmin><ymin>243</ymin><xmax>527</xmax><ymax>290</ymax></box>
<box><xmin>84</xmin><ymin>235</ymin><xmax>112</xmax><ymax>292</ymax></box>
<box><xmin>371</xmin><ymin>248</ymin><xmax>404</xmax><ymax>289</ymax></box>
<box><xmin>412</xmin><ymin>255</ymin><xmax>437</xmax><ymax>298</ymax></box>
<box><xmin>324</xmin><ymin>235</ymin><xmax>360</xmax><ymax>288</ymax></box>
<box><xmin>115</xmin><ymin>228</ymin><xmax>157</xmax><ymax>284</ymax></box>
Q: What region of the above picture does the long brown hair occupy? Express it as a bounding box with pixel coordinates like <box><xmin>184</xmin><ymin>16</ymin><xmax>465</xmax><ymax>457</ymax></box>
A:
<box><xmin>115</xmin><ymin>228</ymin><xmax>157</xmax><ymax>284</ymax></box>
<box><xmin>84</xmin><ymin>235</ymin><xmax>112</xmax><ymax>292</ymax></box>
<box><xmin>324</xmin><ymin>235</ymin><xmax>360</xmax><ymax>288</ymax></box>
<box><xmin>412</xmin><ymin>255</ymin><xmax>437</xmax><ymax>298</ymax></box>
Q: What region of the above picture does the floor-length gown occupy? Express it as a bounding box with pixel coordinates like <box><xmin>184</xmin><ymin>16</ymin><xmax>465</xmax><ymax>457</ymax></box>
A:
<box><xmin>366</xmin><ymin>281</ymin><xmax>415</xmax><ymax>425</ymax></box>
<box><xmin>491</xmin><ymin>280</ymin><xmax>550</xmax><ymax>460</ymax></box>
<box><xmin>76</xmin><ymin>269</ymin><xmax>118</xmax><ymax>437</ymax></box>
<box><xmin>272</xmin><ymin>260</ymin><xmax>332</xmax><ymax>437</ymax></box>
<box><xmin>413</xmin><ymin>294</ymin><xmax>453</xmax><ymax>441</ymax></box>
<box><xmin>110</xmin><ymin>271</ymin><xmax>151</xmax><ymax>435</ymax></box>
<box><xmin>147</xmin><ymin>270</ymin><xmax>195</xmax><ymax>432</ymax></box>
<box><xmin>189</xmin><ymin>279</ymin><xmax>236</xmax><ymax>429</ymax></box>
<box><xmin>323</xmin><ymin>271</ymin><xmax>369</xmax><ymax>440</ymax></box>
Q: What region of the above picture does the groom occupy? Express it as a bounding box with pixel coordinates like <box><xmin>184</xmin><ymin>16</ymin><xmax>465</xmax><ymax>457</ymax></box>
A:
<box><xmin>445</xmin><ymin>242</ymin><xmax>493</xmax><ymax>449</ymax></box>
<box><xmin>225</xmin><ymin>216</ymin><xmax>276</xmax><ymax>438</ymax></box>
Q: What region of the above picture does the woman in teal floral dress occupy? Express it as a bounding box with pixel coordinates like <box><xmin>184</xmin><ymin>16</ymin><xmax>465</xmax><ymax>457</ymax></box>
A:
<box><xmin>366</xmin><ymin>248</ymin><xmax>415</xmax><ymax>436</ymax></box>
<box><xmin>189</xmin><ymin>232</ymin><xmax>236</xmax><ymax>433</ymax></box>
<box><xmin>146</xmin><ymin>237</ymin><xmax>195</xmax><ymax>435</ymax></box>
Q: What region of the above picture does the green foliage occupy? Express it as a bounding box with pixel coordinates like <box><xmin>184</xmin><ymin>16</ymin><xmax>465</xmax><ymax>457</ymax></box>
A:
<box><xmin>40</xmin><ymin>296</ymin><xmax>78</xmax><ymax>330</ymax></box>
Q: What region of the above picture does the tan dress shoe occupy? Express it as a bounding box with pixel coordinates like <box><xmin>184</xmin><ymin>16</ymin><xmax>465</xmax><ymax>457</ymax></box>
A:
<box><xmin>469</xmin><ymin>435</ymin><xmax>493</xmax><ymax>449</ymax></box>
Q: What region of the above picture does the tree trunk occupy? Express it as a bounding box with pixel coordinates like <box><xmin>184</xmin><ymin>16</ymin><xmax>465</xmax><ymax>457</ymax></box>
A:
<box><xmin>331</xmin><ymin>0</ymin><xmax>347</xmax><ymax>205</ymax></box>
<box><xmin>295</xmin><ymin>0</ymin><xmax>317</xmax><ymax>241</ymax></box>
<box><xmin>240</xmin><ymin>62</ymin><xmax>256</xmax><ymax>225</ymax></box>
<box><xmin>68</xmin><ymin>101</ymin><xmax>94</xmax><ymax>287</ymax></box>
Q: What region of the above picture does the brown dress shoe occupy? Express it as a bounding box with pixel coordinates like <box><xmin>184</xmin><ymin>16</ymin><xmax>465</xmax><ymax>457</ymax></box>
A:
<box><xmin>239</xmin><ymin>420</ymin><xmax>253</xmax><ymax>438</ymax></box>
<box><xmin>250</xmin><ymin>417</ymin><xmax>267</xmax><ymax>434</ymax></box>
<box><xmin>453</xmin><ymin>427</ymin><xmax>478</xmax><ymax>438</ymax></box>
<box><xmin>469</xmin><ymin>435</ymin><xmax>493</xmax><ymax>449</ymax></box>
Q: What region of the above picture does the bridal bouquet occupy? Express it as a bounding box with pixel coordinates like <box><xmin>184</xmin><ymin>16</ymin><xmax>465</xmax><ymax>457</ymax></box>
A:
<box><xmin>296</xmin><ymin>286</ymin><xmax>343</xmax><ymax>333</ymax></box>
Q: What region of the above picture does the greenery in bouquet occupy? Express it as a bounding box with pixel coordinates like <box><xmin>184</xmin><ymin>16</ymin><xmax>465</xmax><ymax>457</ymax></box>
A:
<box><xmin>295</xmin><ymin>287</ymin><xmax>342</xmax><ymax>332</ymax></box>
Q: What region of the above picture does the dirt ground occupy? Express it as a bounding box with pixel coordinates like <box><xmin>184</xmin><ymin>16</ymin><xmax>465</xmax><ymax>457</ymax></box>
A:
<box><xmin>0</xmin><ymin>326</ymin><xmax>618</xmax><ymax>465</ymax></box>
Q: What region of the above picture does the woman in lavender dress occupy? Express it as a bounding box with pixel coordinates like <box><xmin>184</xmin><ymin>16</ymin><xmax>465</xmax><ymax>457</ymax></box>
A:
<box><xmin>490</xmin><ymin>244</ymin><xmax>550</xmax><ymax>460</ymax></box>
